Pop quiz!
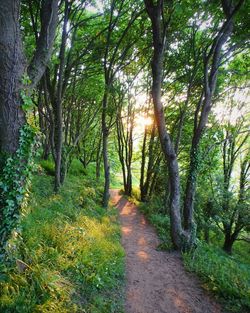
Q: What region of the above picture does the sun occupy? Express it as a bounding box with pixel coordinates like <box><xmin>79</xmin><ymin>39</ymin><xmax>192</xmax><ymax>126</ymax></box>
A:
<box><xmin>136</xmin><ymin>116</ymin><xmax>153</xmax><ymax>128</ymax></box>
<box><xmin>134</xmin><ymin>115</ymin><xmax>153</xmax><ymax>137</ymax></box>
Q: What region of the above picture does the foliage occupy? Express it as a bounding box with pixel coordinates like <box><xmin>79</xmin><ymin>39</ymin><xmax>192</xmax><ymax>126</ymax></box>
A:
<box><xmin>183</xmin><ymin>242</ymin><xmax>250</xmax><ymax>313</ymax></box>
<box><xmin>40</xmin><ymin>159</ymin><xmax>55</xmax><ymax>176</ymax></box>
<box><xmin>139</xmin><ymin>197</ymin><xmax>173</xmax><ymax>250</ymax></box>
<box><xmin>0</xmin><ymin>164</ymin><xmax>125</xmax><ymax>312</ymax></box>
<box><xmin>0</xmin><ymin>124</ymin><xmax>39</xmax><ymax>252</ymax></box>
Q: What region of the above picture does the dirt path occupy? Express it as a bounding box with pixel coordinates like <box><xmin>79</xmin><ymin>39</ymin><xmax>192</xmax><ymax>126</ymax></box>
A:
<box><xmin>110</xmin><ymin>190</ymin><xmax>221</xmax><ymax>313</ymax></box>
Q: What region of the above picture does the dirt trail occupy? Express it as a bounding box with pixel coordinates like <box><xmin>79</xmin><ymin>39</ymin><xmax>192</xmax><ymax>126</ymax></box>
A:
<box><xmin>110</xmin><ymin>189</ymin><xmax>221</xmax><ymax>313</ymax></box>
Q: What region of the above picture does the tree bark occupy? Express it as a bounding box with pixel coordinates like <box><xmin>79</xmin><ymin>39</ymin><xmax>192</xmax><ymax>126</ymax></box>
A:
<box><xmin>144</xmin><ymin>0</ymin><xmax>183</xmax><ymax>249</ymax></box>
<box><xmin>223</xmin><ymin>229</ymin><xmax>238</xmax><ymax>254</ymax></box>
<box><xmin>0</xmin><ymin>0</ymin><xmax>58</xmax><ymax>157</ymax></box>
<box><xmin>53</xmin><ymin>0</ymin><xmax>69</xmax><ymax>191</ymax></box>
<box><xmin>140</xmin><ymin>126</ymin><xmax>147</xmax><ymax>201</ymax></box>
<box><xmin>27</xmin><ymin>0</ymin><xmax>58</xmax><ymax>89</ymax></box>
<box><xmin>0</xmin><ymin>0</ymin><xmax>26</xmax><ymax>156</ymax></box>
<box><xmin>102</xmin><ymin>90</ymin><xmax>110</xmax><ymax>207</ymax></box>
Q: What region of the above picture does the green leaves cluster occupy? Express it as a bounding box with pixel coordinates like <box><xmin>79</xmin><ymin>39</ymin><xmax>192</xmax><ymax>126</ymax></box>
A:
<box><xmin>0</xmin><ymin>124</ymin><xmax>39</xmax><ymax>253</ymax></box>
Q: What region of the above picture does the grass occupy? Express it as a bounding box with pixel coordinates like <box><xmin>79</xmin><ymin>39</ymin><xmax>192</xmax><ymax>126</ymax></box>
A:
<box><xmin>0</xmin><ymin>160</ymin><xmax>125</xmax><ymax>313</ymax></box>
<box><xmin>183</xmin><ymin>242</ymin><xmax>250</xmax><ymax>313</ymax></box>
<box><xmin>139</xmin><ymin>195</ymin><xmax>250</xmax><ymax>313</ymax></box>
<box><xmin>139</xmin><ymin>196</ymin><xmax>173</xmax><ymax>251</ymax></box>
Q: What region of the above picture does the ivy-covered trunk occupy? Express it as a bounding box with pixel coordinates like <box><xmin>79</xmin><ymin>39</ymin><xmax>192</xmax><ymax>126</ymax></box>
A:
<box><xmin>0</xmin><ymin>0</ymin><xmax>58</xmax><ymax>251</ymax></box>
<box><xmin>0</xmin><ymin>0</ymin><xmax>26</xmax><ymax>248</ymax></box>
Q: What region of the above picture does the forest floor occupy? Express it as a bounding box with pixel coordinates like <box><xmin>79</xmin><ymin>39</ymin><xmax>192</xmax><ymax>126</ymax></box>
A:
<box><xmin>110</xmin><ymin>189</ymin><xmax>222</xmax><ymax>313</ymax></box>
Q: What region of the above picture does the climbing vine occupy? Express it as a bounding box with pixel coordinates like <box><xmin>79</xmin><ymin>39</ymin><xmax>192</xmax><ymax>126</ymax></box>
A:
<box><xmin>0</xmin><ymin>123</ymin><xmax>40</xmax><ymax>252</ymax></box>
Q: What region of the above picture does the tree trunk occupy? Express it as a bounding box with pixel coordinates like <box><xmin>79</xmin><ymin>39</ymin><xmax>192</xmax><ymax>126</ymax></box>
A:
<box><xmin>183</xmin><ymin>0</ymin><xmax>243</xmax><ymax>232</ymax></box>
<box><xmin>102</xmin><ymin>91</ymin><xmax>110</xmax><ymax>207</ymax></box>
<box><xmin>145</xmin><ymin>1</ymin><xmax>183</xmax><ymax>249</ymax></box>
<box><xmin>125</xmin><ymin>170</ymin><xmax>132</xmax><ymax>196</ymax></box>
<box><xmin>96</xmin><ymin>135</ymin><xmax>102</xmax><ymax>180</ymax></box>
<box><xmin>140</xmin><ymin>127</ymin><xmax>147</xmax><ymax>201</ymax></box>
<box><xmin>223</xmin><ymin>231</ymin><xmax>234</xmax><ymax>254</ymax></box>
<box><xmin>183</xmin><ymin>144</ymin><xmax>199</xmax><ymax>230</ymax></box>
<box><xmin>54</xmin><ymin>0</ymin><xmax>69</xmax><ymax>191</ymax></box>
<box><xmin>0</xmin><ymin>0</ymin><xmax>26</xmax><ymax>157</ymax></box>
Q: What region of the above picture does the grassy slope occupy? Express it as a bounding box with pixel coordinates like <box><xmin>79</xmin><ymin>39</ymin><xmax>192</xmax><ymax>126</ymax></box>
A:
<box><xmin>0</xmin><ymin>161</ymin><xmax>125</xmax><ymax>313</ymax></box>
<box><xmin>139</xmin><ymin>197</ymin><xmax>250</xmax><ymax>313</ymax></box>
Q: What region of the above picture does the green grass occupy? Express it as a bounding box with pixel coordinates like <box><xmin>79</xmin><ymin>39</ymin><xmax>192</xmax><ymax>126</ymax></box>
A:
<box><xmin>183</xmin><ymin>242</ymin><xmax>250</xmax><ymax>313</ymax></box>
<box><xmin>139</xmin><ymin>197</ymin><xmax>173</xmax><ymax>250</ymax></box>
<box><xmin>0</xmin><ymin>160</ymin><xmax>125</xmax><ymax>313</ymax></box>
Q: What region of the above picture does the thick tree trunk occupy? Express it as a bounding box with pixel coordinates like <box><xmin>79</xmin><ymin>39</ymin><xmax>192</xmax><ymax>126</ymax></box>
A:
<box><xmin>223</xmin><ymin>231</ymin><xmax>234</xmax><ymax>254</ymax></box>
<box><xmin>0</xmin><ymin>0</ymin><xmax>26</xmax><ymax>157</ymax></box>
<box><xmin>0</xmin><ymin>0</ymin><xmax>58</xmax><ymax>250</ymax></box>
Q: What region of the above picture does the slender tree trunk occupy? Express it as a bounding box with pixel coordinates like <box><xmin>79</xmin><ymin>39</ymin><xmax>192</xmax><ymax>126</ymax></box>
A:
<box><xmin>145</xmin><ymin>1</ymin><xmax>183</xmax><ymax>249</ymax></box>
<box><xmin>143</xmin><ymin>122</ymin><xmax>157</xmax><ymax>200</ymax></box>
<box><xmin>102</xmin><ymin>90</ymin><xmax>110</xmax><ymax>207</ymax></box>
<box><xmin>140</xmin><ymin>127</ymin><xmax>147</xmax><ymax>201</ymax></box>
<box><xmin>125</xmin><ymin>109</ymin><xmax>133</xmax><ymax>196</ymax></box>
<box><xmin>54</xmin><ymin>0</ymin><xmax>69</xmax><ymax>191</ymax></box>
<box><xmin>183</xmin><ymin>0</ymin><xmax>243</xmax><ymax>231</ymax></box>
<box><xmin>96</xmin><ymin>135</ymin><xmax>102</xmax><ymax>180</ymax></box>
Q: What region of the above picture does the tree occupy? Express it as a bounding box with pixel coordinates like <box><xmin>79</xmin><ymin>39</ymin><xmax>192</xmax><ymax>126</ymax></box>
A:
<box><xmin>144</xmin><ymin>0</ymin><xmax>184</xmax><ymax>248</ymax></box>
<box><xmin>116</xmin><ymin>80</ymin><xmax>135</xmax><ymax>196</ymax></box>
<box><xmin>0</xmin><ymin>0</ymin><xmax>58</xmax><ymax>157</ymax></box>
<box><xmin>100</xmin><ymin>0</ymin><xmax>143</xmax><ymax>207</ymax></box>
<box><xmin>0</xmin><ymin>0</ymin><xmax>58</xmax><ymax>248</ymax></box>
<box><xmin>144</xmin><ymin>0</ymin><xmax>246</xmax><ymax>250</ymax></box>
<box><xmin>183</xmin><ymin>0</ymin><xmax>245</xmax><ymax>231</ymax></box>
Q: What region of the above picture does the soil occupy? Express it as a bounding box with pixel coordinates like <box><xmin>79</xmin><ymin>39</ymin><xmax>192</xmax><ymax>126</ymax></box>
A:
<box><xmin>110</xmin><ymin>189</ymin><xmax>221</xmax><ymax>313</ymax></box>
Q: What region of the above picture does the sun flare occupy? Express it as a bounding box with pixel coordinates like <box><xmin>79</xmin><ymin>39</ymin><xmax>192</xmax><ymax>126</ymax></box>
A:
<box><xmin>136</xmin><ymin>116</ymin><xmax>153</xmax><ymax>128</ymax></box>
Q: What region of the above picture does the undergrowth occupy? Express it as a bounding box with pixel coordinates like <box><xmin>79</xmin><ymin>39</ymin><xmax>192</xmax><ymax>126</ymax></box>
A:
<box><xmin>140</xmin><ymin>195</ymin><xmax>250</xmax><ymax>313</ymax></box>
<box><xmin>139</xmin><ymin>196</ymin><xmax>173</xmax><ymax>251</ymax></box>
<box><xmin>0</xmin><ymin>160</ymin><xmax>125</xmax><ymax>313</ymax></box>
<box><xmin>183</xmin><ymin>242</ymin><xmax>250</xmax><ymax>313</ymax></box>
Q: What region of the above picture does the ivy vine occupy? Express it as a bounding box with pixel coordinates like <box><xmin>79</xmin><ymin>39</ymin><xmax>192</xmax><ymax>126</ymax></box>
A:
<box><xmin>0</xmin><ymin>123</ymin><xmax>40</xmax><ymax>253</ymax></box>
